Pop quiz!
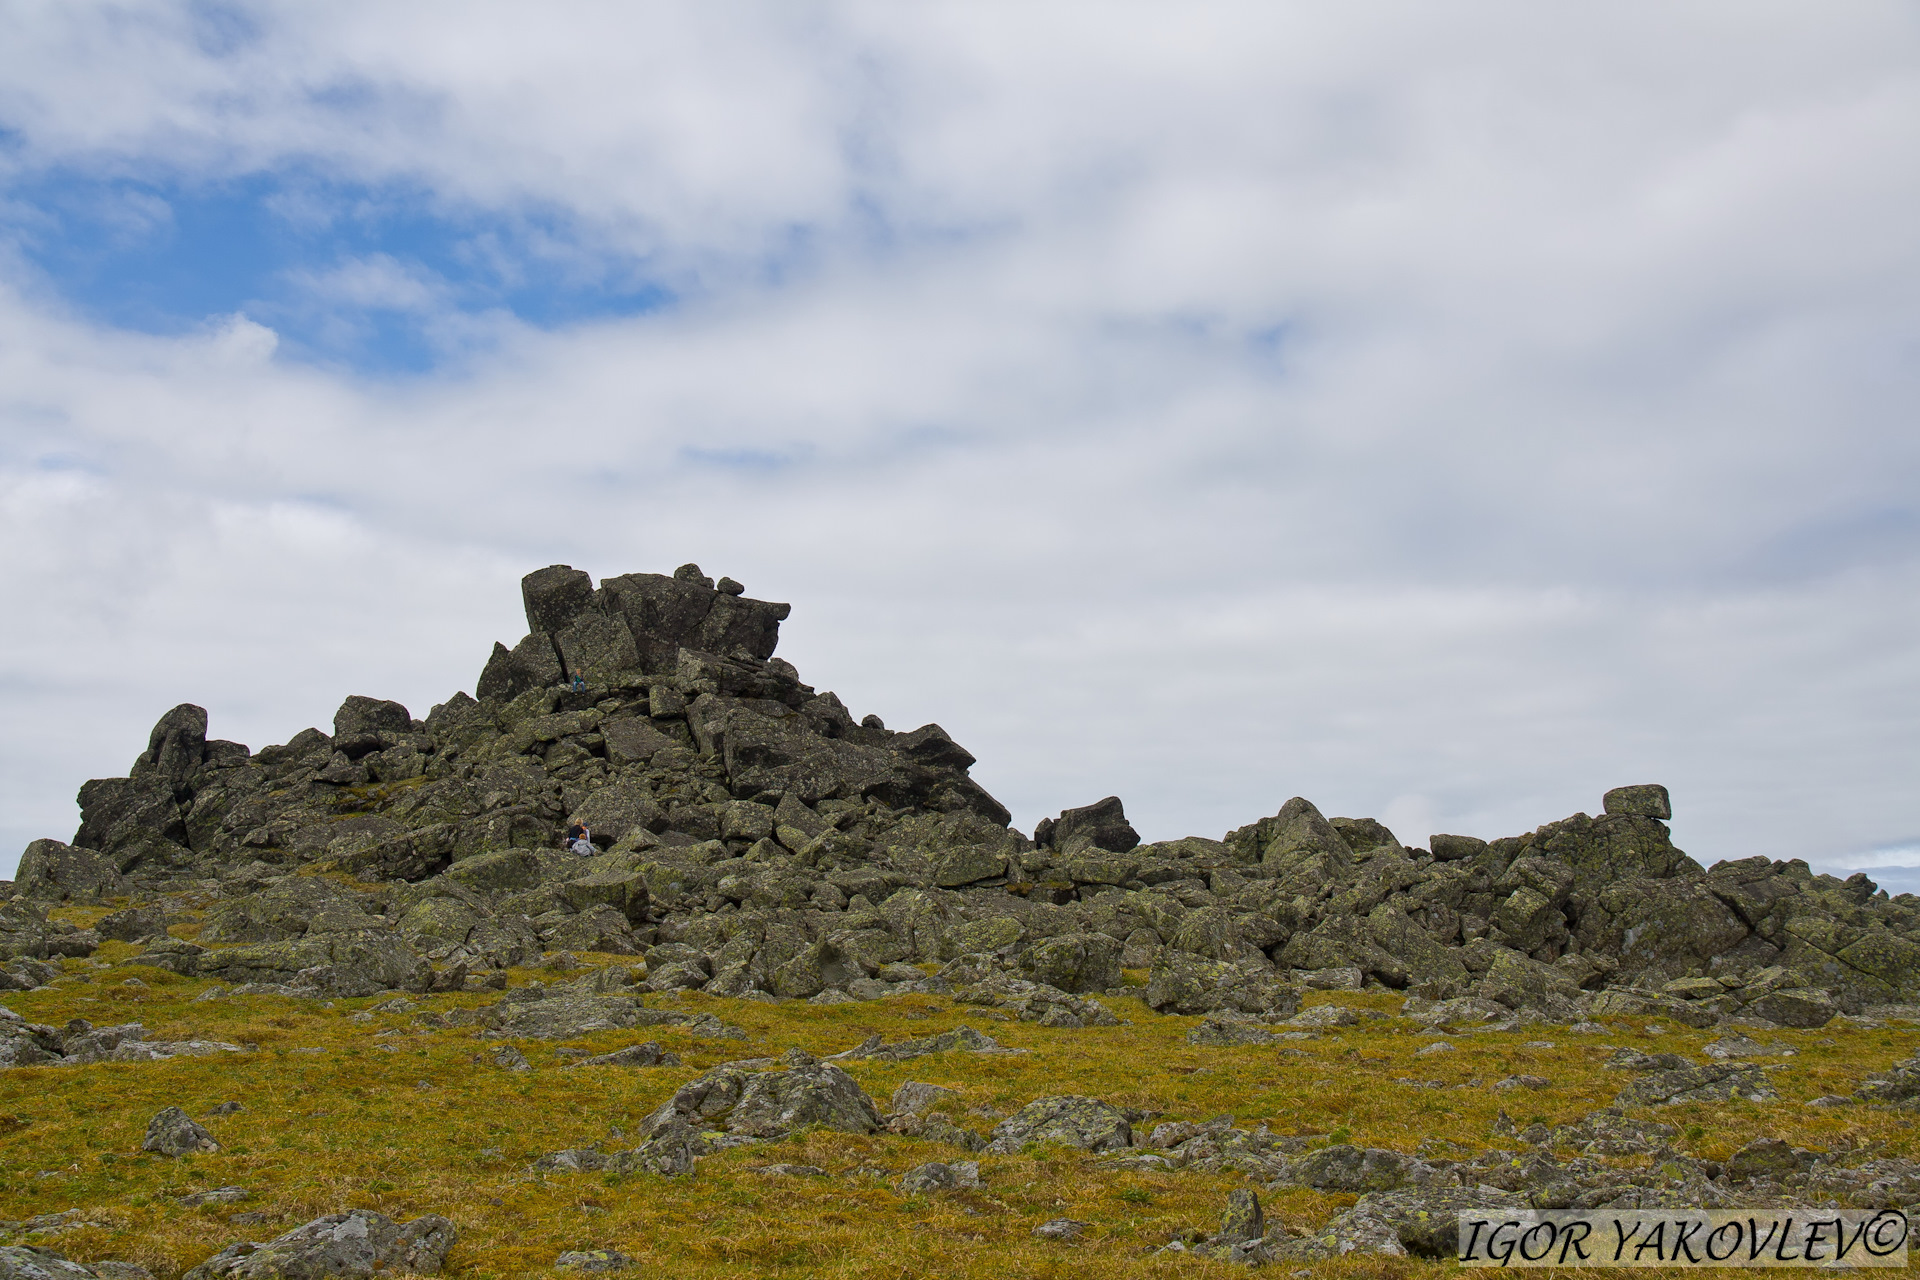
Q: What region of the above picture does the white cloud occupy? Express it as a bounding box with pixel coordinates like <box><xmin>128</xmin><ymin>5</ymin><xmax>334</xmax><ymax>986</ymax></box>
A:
<box><xmin>0</xmin><ymin>3</ymin><xmax>1917</xmax><ymax>876</ymax></box>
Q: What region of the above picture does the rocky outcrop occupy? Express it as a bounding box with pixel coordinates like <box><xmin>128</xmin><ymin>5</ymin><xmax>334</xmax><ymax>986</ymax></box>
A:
<box><xmin>11</xmin><ymin>563</ymin><xmax>1915</xmax><ymax>1025</ymax></box>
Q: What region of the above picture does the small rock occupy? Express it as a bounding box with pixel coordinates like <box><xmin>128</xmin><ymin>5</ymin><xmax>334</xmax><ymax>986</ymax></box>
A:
<box><xmin>1414</xmin><ymin>1042</ymin><xmax>1455</xmax><ymax>1056</ymax></box>
<box><xmin>1703</xmin><ymin>1035</ymin><xmax>1791</xmax><ymax>1060</ymax></box>
<box><xmin>565</xmin><ymin>1042</ymin><xmax>679</xmax><ymax>1069</ymax></box>
<box><xmin>896</xmin><ymin>1161</ymin><xmax>980</xmax><ymax>1193</ymax></box>
<box><xmin>203</xmin><ymin>1102</ymin><xmax>244</xmax><ymax>1116</ymax></box>
<box><xmin>92</xmin><ymin>1264</ymin><xmax>155</xmax><ymax>1280</ymax></box>
<box><xmin>493</xmin><ymin>1046</ymin><xmax>532</xmax><ymax>1072</ymax></box>
<box><xmin>754</xmin><ymin>1164</ymin><xmax>827</xmax><ymax>1177</ymax></box>
<box><xmin>890</xmin><ymin>1081</ymin><xmax>959</xmax><ymax>1116</ymax></box>
<box><xmin>554</xmin><ymin>1250</ymin><xmax>634</xmax><ymax>1272</ymax></box>
<box><xmin>179</xmin><ymin>1187</ymin><xmax>250</xmax><ymax>1206</ymax></box>
<box><xmin>1494</xmin><ymin>1075</ymin><xmax>1551</xmax><ymax>1091</ymax></box>
<box><xmin>1033</xmin><ymin>1219</ymin><xmax>1087</xmax><ymax>1241</ymax></box>
<box><xmin>142</xmin><ymin>1107</ymin><xmax>219</xmax><ymax>1157</ymax></box>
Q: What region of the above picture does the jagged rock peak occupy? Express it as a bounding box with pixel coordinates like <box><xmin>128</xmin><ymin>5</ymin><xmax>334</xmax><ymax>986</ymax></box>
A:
<box><xmin>479</xmin><ymin>564</ymin><xmax>792</xmax><ymax>702</ymax></box>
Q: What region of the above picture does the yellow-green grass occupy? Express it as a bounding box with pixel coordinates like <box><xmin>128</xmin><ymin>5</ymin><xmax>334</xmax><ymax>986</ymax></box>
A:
<box><xmin>2</xmin><ymin>943</ymin><xmax>1915</xmax><ymax>1278</ymax></box>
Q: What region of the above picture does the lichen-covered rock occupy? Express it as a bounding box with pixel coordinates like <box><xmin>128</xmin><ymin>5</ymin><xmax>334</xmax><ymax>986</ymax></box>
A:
<box><xmin>553</xmin><ymin>1251</ymin><xmax>634</xmax><ymax>1273</ymax></box>
<box><xmin>725</xmin><ymin>1058</ymin><xmax>884</xmax><ymax>1138</ymax></box>
<box><xmin>198</xmin><ymin>932</ymin><xmax>430</xmax><ymax>998</ymax></box>
<box><xmin>1307</xmin><ymin>1185</ymin><xmax>1528</xmax><ymax>1258</ymax></box>
<box><xmin>0</xmin><ymin>1246</ymin><xmax>114</xmax><ymax>1280</ymax></box>
<box><xmin>565</xmin><ymin>1041</ymin><xmax>679</xmax><ymax>1069</ymax></box>
<box><xmin>0</xmin><ymin>902</ymin><xmax>96</xmax><ymax>961</ymax></box>
<box><xmin>1186</xmin><ymin>1014</ymin><xmax>1285</xmax><ymax>1046</ymax></box>
<box><xmin>828</xmin><ymin>1025</ymin><xmax>1015</xmax><ymax>1063</ymax></box>
<box><xmin>1742</xmin><ymin>987</ymin><xmax>1837</xmax><ymax>1028</ymax></box>
<box><xmin>638</xmin><ymin>1050</ymin><xmax>882</xmax><ymax>1141</ymax></box>
<box><xmin>1286</xmin><ymin>1144</ymin><xmax>1431</xmax><ymax>1193</ymax></box>
<box><xmin>479</xmin><ymin>995</ymin><xmax>673</xmax><ymax>1039</ymax></box>
<box><xmin>896</xmin><ymin>1160</ymin><xmax>980</xmax><ymax>1193</ymax></box>
<box><xmin>950</xmin><ymin>973</ymin><xmax>1118</xmax><ymax>1027</ymax></box>
<box><xmin>1855</xmin><ymin>1053</ymin><xmax>1920</xmax><ymax>1105</ymax></box>
<box><xmin>1016</xmin><ymin>932</ymin><xmax>1121</xmax><ymax>994</ymax></box>
<box><xmin>1143</xmin><ymin>952</ymin><xmax>1301</xmax><ymax>1019</ymax></box>
<box><xmin>142</xmin><ymin>1106</ymin><xmax>219</xmax><ymax>1157</ymax></box>
<box><xmin>13</xmin><ymin>841</ymin><xmax>125</xmax><ymax>904</ymax></box>
<box><xmin>1613</xmin><ymin>1063</ymin><xmax>1777</xmax><ymax>1107</ymax></box>
<box><xmin>182</xmin><ymin>1209</ymin><xmax>455</xmax><ymax>1279</ymax></box>
<box><xmin>986</xmin><ymin>1095</ymin><xmax>1131</xmax><ymax>1154</ymax></box>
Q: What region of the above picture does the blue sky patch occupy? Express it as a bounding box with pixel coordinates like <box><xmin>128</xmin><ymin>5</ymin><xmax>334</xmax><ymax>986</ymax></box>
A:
<box><xmin>1</xmin><ymin>167</ymin><xmax>678</xmax><ymax>373</ymax></box>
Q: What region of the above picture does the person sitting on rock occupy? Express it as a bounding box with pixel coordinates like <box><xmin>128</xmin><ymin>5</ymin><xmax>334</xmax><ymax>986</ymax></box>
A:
<box><xmin>570</xmin><ymin>670</ymin><xmax>587</xmax><ymax>693</ymax></box>
<box><xmin>564</xmin><ymin>823</ymin><xmax>596</xmax><ymax>857</ymax></box>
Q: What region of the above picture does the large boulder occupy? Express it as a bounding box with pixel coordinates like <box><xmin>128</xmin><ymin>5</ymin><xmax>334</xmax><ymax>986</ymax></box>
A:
<box><xmin>130</xmin><ymin>703</ymin><xmax>208</xmax><ymax>790</ymax></box>
<box><xmin>0</xmin><ymin>901</ymin><xmax>96</xmax><ymax>960</ymax></box>
<box><xmin>479</xmin><ymin>995</ymin><xmax>669</xmax><ymax>1039</ymax></box>
<box><xmin>444</xmin><ymin>850</ymin><xmax>544</xmax><ymax>894</ymax></box>
<box><xmin>199</xmin><ymin>878</ymin><xmax>384</xmax><ymax>945</ymax></box>
<box><xmin>1035</xmin><ymin>797</ymin><xmax>1140</xmax><ymax>854</ymax></box>
<box><xmin>1525</xmin><ymin>810</ymin><xmax>1696</xmax><ymax>883</ymax></box>
<box><xmin>1573</xmin><ymin>878</ymin><xmax>1750</xmax><ymax>985</ymax></box>
<box><xmin>1603</xmin><ymin>784</ymin><xmax>1672</xmax><ymax>819</ymax></box>
<box><xmin>725</xmin><ymin>1060</ymin><xmax>884</xmax><ymax>1138</ymax></box>
<box><xmin>557</xmin><ymin>870</ymin><xmax>651</xmax><ymax>924</ymax></box>
<box><xmin>566</xmin><ymin>786</ymin><xmax>667</xmax><ymax>847</ymax></box>
<box><xmin>198</xmin><ymin>932</ymin><xmax>431</xmax><ymax>997</ymax></box>
<box><xmin>13</xmin><ymin>841</ymin><xmax>124</xmax><ymax>904</ymax></box>
<box><xmin>554</xmin><ymin>609</ymin><xmax>642</xmax><ymax>684</ymax></box>
<box><xmin>1017</xmin><ymin>932</ymin><xmax>1122</xmax><ymax>994</ymax></box>
<box><xmin>1233</xmin><ymin>797</ymin><xmax>1349</xmax><ymax>865</ymax></box>
<box><xmin>1475</xmin><ymin>947</ymin><xmax>1582</xmax><ymax>1013</ymax></box>
<box><xmin>641</xmin><ymin>1051</ymin><xmax>882</xmax><ymax>1139</ymax></box>
<box><xmin>332</xmin><ymin>695</ymin><xmax>411</xmax><ymax>742</ymax></box>
<box><xmin>597</xmin><ymin>568</ymin><xmax>789</xmax><ymax>666</ymax></box>
<box><xmin>1288</xmin><ymin>1145</ymin><xmax>1429</xmax><ymax>1193</ymax></box>
<box><xmin>1144</xmin><ymin>951</ymin><xmax>1302</xmax><ymax>1019</ymax></box>
<box><xmin>73</xmin><ymin>775</ymin><xmax>187</xmax><ymax>866</ymax></box>
<box><xmin>986</xmin><ymin>1096</ymin><xmax>1133</xmax><ymax>1154</ymax></box>
<box><xmin>183</xmin><ymin>1210</ymin><xmax>456</xmax><ymax>1280</ymax></box>
<box><xmin>522</xmin><ymin>564</ymin><xmax>596</xmax><ymax>635</ymax></box>
<box><xmin>0</xmin><ymin>1246</ymin><xmax>114</xmax><ymax>1280</ymax></box>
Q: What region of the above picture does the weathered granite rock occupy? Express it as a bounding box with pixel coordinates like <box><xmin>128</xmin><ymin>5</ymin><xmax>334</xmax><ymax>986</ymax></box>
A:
<box><xmin>896</xmin><ymin>1160</ymin><xmax>981</xmax><ymax>1194</ymax></box>
<box><xmin>1143</xmin><ymin>952</ymin><xmax>1301</xmax><ymax>1019</ymax></box>
<box><xmin>986</xmin><ymin>1096</ymin><xmax>1132</xmax><ymax>1154</ymax></box>
<box><xmin>1613</xmin><ymin>1063</ymin><xmax>1777</xmax><ymax>1107</ymax></box>
<box><xmin>182</xmin><ymin>1210</ymin><xmax>455</xmax><ymax>1279</ymax></box>
<box><xmin>142</xmin><ymin>1107</ymin><xmax>219</xmax><ymax>1157</ymax></box>
<box><xmin>1017</xmin><ymin>931</ymin><xmax>1122</xmax><ymax>994</ymax></box>
<box><xmin>0</xmin><ymin>1246</ymin><xmax>115</xmax><ymax>1280</ymax></box>
<box><xmin>13</xmin><ymin>841</ymin><xmax>125</xmax><ymax>904</ymax></box>
<box><xmin>1287</xmin><ymin>1144</ymin><xmax>1431</xmax><ymax>1193</ymax></box>
<box><xmin>1036</xmin><ymin>797</ymin><xmax>1140</xmax><ymax>854</ymax></box>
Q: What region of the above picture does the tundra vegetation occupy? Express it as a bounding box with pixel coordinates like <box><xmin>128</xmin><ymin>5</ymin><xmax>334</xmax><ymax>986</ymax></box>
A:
<box><xmin>2</xmin><ymin>565</ymin><xmax>1915</xmax><ymax>1277</ymax></box>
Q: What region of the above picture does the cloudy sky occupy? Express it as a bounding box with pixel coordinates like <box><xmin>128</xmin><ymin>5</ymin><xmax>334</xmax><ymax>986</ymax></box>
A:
<box><xmin>2</xmin><ymin>2</ymin><xmax>1916</xmax><ymax>888</ymax></box>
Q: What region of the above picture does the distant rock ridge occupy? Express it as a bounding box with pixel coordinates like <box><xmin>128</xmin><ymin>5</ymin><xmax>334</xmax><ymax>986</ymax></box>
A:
<box><xmin>7</xmin><ymin>563</ymin><xmax>1917</xmax><ymax>1024</ymax></box>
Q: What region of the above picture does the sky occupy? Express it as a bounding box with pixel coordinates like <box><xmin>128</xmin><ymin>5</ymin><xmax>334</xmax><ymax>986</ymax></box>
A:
<box><xmin>1</xmin><ymin>2</ymin><xmax>1916</xmax><ymax>890</ymax></box>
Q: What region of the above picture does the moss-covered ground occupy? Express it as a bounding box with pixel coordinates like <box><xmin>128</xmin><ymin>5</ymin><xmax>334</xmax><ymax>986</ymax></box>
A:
<box><xmin>1</xmin><ymin>915</ymin><xmax>1915</xmax><ymax>1278</ymax></box>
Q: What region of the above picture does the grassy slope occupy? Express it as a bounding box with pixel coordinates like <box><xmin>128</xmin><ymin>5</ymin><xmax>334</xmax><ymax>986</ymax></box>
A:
<box><xmin>1</xmin><ymin>913</ymin><xmax>1915</xmax><ymax>1278</ymax></box>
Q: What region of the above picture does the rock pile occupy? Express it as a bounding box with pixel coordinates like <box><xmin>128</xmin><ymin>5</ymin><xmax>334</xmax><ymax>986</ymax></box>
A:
<box><xmin>8</xmin><ymin>562</ymin><xmax>1918</xmax><ymax>1026</ymax></box>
